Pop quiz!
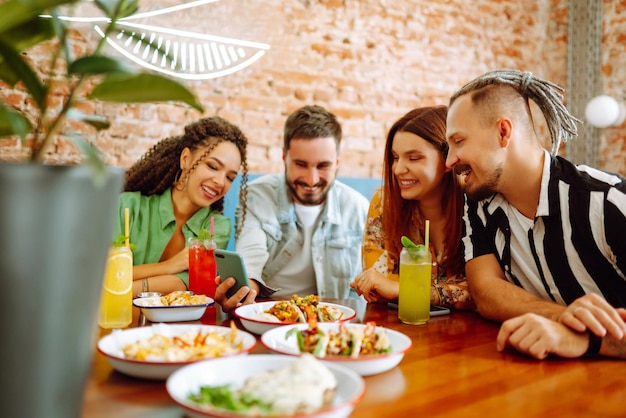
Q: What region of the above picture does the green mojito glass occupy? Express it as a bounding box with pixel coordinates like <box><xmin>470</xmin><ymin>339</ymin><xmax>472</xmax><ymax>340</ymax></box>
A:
<box><xmin>398</xmin><ymin>246</ymin><xmax>432</xmax><ymax>325</ymax></box>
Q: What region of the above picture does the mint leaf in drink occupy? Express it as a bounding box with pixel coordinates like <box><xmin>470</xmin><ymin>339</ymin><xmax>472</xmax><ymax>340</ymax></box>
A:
<box><xmin>401</xmin><ymin>236</ymin><xmax>425</xmax><ymax>252</ymax></box>
<box><xmin>112</xmin><ymin>234</ymin><xmax>136</xmax><ymax>250</ymax></box>
<box><xmin>197</xmin><ymin>228</ymin><xmax>213</xmax><ymax>241</ymax></box>
<box><xmin>401</xmin><ymin>236</ymin><xmax>418</xmax><ymax>249</ymax></box>
<box><xmin>112</xmin><ymin>234</ymin><xmax>127</xmax><ymax>247</ymax></box>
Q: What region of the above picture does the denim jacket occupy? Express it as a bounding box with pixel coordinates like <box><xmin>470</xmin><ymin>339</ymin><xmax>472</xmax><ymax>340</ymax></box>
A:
<box><xmin>235</xmin><ymin>174</ymin><xmax>369</xmax><ymax>299</ymax></box>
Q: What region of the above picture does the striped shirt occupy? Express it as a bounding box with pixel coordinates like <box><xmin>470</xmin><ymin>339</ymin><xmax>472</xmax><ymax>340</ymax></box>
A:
<box><xmin>462</xmin><ymin>150</ymin><xmax>626</xmax><ymax>308</ymax></box>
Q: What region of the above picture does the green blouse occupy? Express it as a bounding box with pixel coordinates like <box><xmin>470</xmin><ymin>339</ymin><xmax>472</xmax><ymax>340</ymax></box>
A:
<box><xmin>113</xmin><ymin>188</ymin><xmax>231</xmax><ymax>286</ymax></box>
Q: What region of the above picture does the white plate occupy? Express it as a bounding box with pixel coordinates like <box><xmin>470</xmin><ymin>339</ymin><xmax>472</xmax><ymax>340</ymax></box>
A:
<box><xmin>133</xmin><ymin>296</ymin><xmax>214</xmax><ymax>322</ymax></box>
<box><xmin>97</xmin><ymin>323</ymin><xmax>256</xmax><ymax>380</ymax></box>
<box><xmin>166</xmin><ymin>354</ymin><xmax>365</xmax><ymax>418</ymax></box>
<box><xmin>234</xmin><ymin>301</ymin><xmax>356</xmax><ymax>335</ymax></box>
<box><xmin>261</xmin><ymin>323</ymin><xmax>412</xmax><ymax>376</ymax></box>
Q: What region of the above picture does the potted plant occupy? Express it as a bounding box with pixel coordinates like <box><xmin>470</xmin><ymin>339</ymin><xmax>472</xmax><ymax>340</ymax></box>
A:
<box><xmin>0</xmin><ymin>1</ymin><xmax>204</xmax><ymax>417</ymax></box>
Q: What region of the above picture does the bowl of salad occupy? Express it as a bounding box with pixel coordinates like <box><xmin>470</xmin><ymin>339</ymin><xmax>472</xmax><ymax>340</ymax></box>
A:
<box><xmin>260</xmin><ymin>321</ymin><xmax>412</xmax><ymax>376</ymax></box>
<box><xmin>234</xmin><ymin>295</ymin><xmax>356</xmax><ymax>335</ymax></box>
<box><xmin>166</xmin><ymin>354</ymin><xmax>365</xmax><ymax>418</ymax></box>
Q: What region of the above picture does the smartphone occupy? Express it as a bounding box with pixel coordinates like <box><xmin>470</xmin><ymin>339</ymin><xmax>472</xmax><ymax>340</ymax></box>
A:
<box><xmin>386</xmin><ymin>302</ymin><xmax>451</xmax><ymax>316</ymax></box>
<box><xmin>214</xmin><ymin>249</ymin><xmax>250</xmax><ymax>299</ymax></box>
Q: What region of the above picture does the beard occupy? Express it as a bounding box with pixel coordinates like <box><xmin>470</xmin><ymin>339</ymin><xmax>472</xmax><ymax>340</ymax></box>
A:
<box><xmin>286</xmin><ymin>178</ymin><xmax>332</xmax><ymax>206</ymax></box>
<box><xmin>464</xmin><ymin>165</ymin><xmax>502</xmax><ymax>202</ymax></box>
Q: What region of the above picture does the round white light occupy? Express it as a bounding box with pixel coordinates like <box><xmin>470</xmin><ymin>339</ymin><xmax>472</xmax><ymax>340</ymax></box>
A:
<box><xmin>584</xmin><ymin>95</ymin><xmax>626</xmax><ymax>128</ymax></box>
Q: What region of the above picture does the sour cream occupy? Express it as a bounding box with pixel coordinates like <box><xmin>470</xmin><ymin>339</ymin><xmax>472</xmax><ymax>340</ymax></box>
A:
<box><xmin>241</xmin><ymin>354</ymin><xmax>337</xmax><ymax>414</ymax></box>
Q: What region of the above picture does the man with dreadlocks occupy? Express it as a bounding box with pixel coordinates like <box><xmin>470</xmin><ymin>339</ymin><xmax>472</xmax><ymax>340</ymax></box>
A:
<box><xmin>445</xmin><ymin>69</ymin><xmax>626</xmax><ymax>360</ymax></box>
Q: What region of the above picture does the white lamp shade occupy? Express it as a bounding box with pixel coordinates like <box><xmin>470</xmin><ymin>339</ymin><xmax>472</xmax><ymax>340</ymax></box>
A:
<box><xmin>585</xmin><ymin>95</ymin><xmax>626</xmax><ymax>128</ymax></box>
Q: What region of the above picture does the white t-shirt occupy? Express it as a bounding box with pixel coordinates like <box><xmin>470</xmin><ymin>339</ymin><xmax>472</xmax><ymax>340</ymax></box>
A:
<box><xmin>508</xmin><ymin>206</ymin><xmax>549</xmax><ymax>298</ymax></box>
<box><xmin>270</xmin><ymin>204</ymin><xmax>322</xmax><ymax>297</ymax></box>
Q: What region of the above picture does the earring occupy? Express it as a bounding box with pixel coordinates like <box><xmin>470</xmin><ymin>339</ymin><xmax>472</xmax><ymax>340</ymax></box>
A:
<box><xmin>174</xmin><ymin>169</ymin><xmax>188</xmax><ymax>191</ymax></box>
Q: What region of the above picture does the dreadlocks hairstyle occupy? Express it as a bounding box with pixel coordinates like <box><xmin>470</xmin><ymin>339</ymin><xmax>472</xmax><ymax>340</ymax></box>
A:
<box><xmin>381</xmin><ymin>106</ymin><xmax>465</xmax><ymax>277</ymax></box>
<box><xmin>449</xmin><ymin>69</ymin><xmax>582</xmax><ymax>155</ymax></box>
<box><xmin>124</xmin><ymin>116</ymin><xmax>249</xmax><ymax>238</ymax></box>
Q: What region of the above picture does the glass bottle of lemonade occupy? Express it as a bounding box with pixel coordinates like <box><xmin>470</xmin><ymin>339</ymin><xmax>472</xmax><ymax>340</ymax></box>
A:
<box><xmin>98</xmin><ymin>244</ymin><xmax>133</xmax><ymax>329</ymax></box>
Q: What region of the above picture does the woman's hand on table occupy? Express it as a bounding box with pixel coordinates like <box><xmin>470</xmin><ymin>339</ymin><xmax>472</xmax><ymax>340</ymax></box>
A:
<box><xmin>350</xmin><ymin>268</ymin><xmax>399</xmax><ymax>303</ymax></box>
<box><xmin>214</xmin><ymin>276</ymin><xmax>258</xmax><ymax>313</ymax></box>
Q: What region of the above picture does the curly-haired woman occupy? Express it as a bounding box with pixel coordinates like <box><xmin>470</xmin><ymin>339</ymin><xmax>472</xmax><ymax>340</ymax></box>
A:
<box><xmin>113</xmin><ymin>116</ymin><xmax>249</xmax><ymax>297</ymax></box>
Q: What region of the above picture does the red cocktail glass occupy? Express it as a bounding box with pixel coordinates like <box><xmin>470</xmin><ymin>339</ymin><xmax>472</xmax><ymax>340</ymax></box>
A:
<box><xmin>188</xmin><ymin>238</ymin><xmax>217</xmax><ymax>298</ymax></box>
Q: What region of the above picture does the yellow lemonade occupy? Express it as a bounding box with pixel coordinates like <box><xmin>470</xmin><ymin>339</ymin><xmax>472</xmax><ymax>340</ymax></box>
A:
<box><xmin>98</xmin><ymin>246</ymin><xmax>133</xmax><ymax>329</ymax></box>
<box><xmin>398</xmin><ymin>248</ymin><xmax>431</xmax><ymax>325</ymax></box>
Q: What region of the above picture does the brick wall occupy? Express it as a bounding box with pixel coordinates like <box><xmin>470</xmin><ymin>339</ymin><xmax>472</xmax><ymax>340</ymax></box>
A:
<box><xmin>1</xmin><ymin>0</ymin><xmax>624</xmax><ymax>176</ymax></box>
<box><xmin>599</xmin><ymin>0</ymin><xmax>626</xmax><ymax>175</ymax></box>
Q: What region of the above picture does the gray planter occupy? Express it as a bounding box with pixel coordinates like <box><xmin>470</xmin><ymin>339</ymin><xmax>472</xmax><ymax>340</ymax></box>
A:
<box><xmin>0</xmin><ymin>163</ymin><xmax>124</xmax><ymax>418</ymax></box>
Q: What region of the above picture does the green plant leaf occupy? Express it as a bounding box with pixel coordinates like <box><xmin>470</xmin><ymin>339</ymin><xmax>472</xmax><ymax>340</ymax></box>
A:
<box><xmin>69</xmin><ymin>55</ymin><xmax>135</xmax><ymax>76</ymax></box>
<box><xmin>0</xmin><ymin>0</ymin><xmax>78</xmax><ymax>34</ymax></box>
<box><xmin>67</xmin><ymin>132</ymin><xmax>108</xmax><ymax>186</ymax></box>
<box><xmin>0</xmin><ymin>62</ymin><xmax>21</xmax><ymax>88</ymax></box>
<box><xmin>67</xmin><ymin>109</ymin><xmax>111</xmax><ymax>130</ymax></box>
<box><xmin>0</xmin><ymin>38</ymin><xmax>46</xmax><ymax>108</ymax></box>
<box><xmin>0</xmin><ymin>104</ymin><xmax>32</xmax><ymax>139</ymax></box>
<box><xmin>95</xmin><ymin>0</ymin><xmax>139</xmax><ymax>20</ymax></box>
<box><xmin>0</xmin><ymin>18</ymin><xmax>55</xmax><ymax>60</ymax></box>
<box><xmin>47</xmin><ymin>8</ymin><xmax>72</xmax><ymax>64</ymax></box>
<box><xmin>94</xmin><ymin>0</ymin><xmax>121</xmax><ymax>18</ymax></box>
<box><xmin>89</xmin><ymin>73</ymin><xmax>204</xmax><ymax>112</ymax></box>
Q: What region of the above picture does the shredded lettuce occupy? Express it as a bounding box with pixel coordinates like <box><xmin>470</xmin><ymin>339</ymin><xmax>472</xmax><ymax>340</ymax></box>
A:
<box><xmin>188</xmin><ymin>385</ymin><xmax>273</xmax><ymax>414</ymax></box>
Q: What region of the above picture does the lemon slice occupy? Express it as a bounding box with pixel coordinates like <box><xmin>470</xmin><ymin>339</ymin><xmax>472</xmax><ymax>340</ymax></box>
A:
<box><xmin>103</xmin><ymin>252</ymin><xmax>133</xmax><ymax>295</ymax></box>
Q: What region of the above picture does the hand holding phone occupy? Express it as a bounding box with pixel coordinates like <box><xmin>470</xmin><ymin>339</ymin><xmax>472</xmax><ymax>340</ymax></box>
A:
<box><xmin>214</xmin><ymin>249</ymin><xmax>251</xmax><ymax>299</ymax></box>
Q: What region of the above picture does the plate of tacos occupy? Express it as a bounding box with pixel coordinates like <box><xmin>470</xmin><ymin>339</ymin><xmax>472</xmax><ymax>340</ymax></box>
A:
<box><xmin>234</xmin><ymin>294</ymin><xmax>356</xmax><ymax>335</ymax></box>
<box><xmin>260</xmin><ymin>319</ymin><xmax>412</xmax><ymax>376</ymax></box>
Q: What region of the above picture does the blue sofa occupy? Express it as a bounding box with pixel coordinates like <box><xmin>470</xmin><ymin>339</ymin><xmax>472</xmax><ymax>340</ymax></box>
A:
<box><xmin>222</xmin><ymin>174</ymin><xmax>381</xmax><ymax>250</ymax></box>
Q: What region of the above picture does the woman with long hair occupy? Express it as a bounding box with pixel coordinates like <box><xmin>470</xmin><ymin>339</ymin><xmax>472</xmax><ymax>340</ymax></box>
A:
<box><xmin>114</xmin><ymin>116</ymin><xmax>249</xmax><ymax>297</ymax></box>
<box><xmin>350</xmin><ymin>106</ymin><xmax>473</xmax><ymax>309</ymax></box>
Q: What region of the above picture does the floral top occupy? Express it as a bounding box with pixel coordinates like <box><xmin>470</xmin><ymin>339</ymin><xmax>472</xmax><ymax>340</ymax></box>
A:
<box><xmin>362</xmin><ymin>188</ymin><xmax>474</xmax><ymax>310</ymax></box>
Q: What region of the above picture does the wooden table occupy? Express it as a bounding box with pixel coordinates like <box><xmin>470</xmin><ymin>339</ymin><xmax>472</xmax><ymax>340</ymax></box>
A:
<box><xmin>82</xmin><ymin>300</ymin><xmax>624</xmax><ymax>418</ymax></box>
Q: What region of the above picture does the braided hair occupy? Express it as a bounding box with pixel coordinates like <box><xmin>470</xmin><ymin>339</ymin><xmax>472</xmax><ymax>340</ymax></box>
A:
<box><xmin>449</xmin><ymin>69</ymin><xmax>582</xmax><ymax>155</ymax></box>
<box><xmin>124</xmin><ymin>116</ymin><xmax>249</xmax><ymax>238</ymax></box>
